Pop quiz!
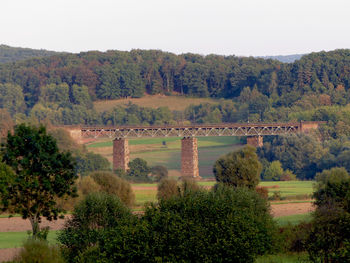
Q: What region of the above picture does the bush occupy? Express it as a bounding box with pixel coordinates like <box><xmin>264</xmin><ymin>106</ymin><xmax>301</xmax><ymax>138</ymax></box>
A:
<box><xmin>150</xmin><ymin>165</ymin><xmax>168</xmax><ymax>182</ymax></box>
<box><xmin>99</xmin><ymin>185</ymin><xmax>277</xmax><ymax>263</ymax></box>
<box><xmin>213</xmin><ymin>146</ymin><xmax>262</xmax><ymax>189</ymax></box>
<box><xmin>256</xmin><ymin>186</ymin><xmax>269</xmax><ymax>199</ymax></box>
<box><xmin>14</xmin><ymin>239</ymin><xmax>64</xmax><ymax>263</ymax></box>
<box><xmin>157</xmin><ymin>177</ymin><xmax>178</xmax><ymax>200</ymax></box>
<box><xmin>78</xmin><ymin>176</ymin><xmax>101</xmax><ymax>196</ymax></box>
<box><xmin>58</xmin><ymin>192</ymin><xmax>134</xmax><ymax>263</ymax></box>
<box><xmin>157</xmin><ymin>177</ymin><xmax>201</xmax><ymax>201</ymax></box>
<box><xmin>126</xmin><ymin>158</ymin><xmax>151</xmax><ymax>182</ymax></box>
<box><xmin>279</xmin><ymin>222</ymin><xmax>312</xmax><ymax>253</ymax></box>
<box><xmin>90</xmin><ymin>171</ymin><xmax>135</xmax><ymax>207</ymax></box>
<box><xmin>306</xmin><ymin>205</ymin><xmax>350</xmax><ymax>262</ymax></box>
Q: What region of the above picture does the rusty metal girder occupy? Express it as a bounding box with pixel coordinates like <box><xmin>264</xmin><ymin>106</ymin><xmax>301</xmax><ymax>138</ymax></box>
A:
<box><xmin>80</xmin><ymin>122</ymin><xmax>319</xmax><ymax>139</ymax></box>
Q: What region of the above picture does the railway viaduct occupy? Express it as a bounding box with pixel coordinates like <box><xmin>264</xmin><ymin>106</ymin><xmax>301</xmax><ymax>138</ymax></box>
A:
<box><xmin>81</xmin><ymin>121</ymin><xmax>325</xmax><ymax>178</ymax></box>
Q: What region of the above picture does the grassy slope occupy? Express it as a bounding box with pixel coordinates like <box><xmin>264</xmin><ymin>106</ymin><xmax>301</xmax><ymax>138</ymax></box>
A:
<box><xmin>87</xmin><ymin>136</ymin><xmax>242</xmax><ymax>178</ymax></box>
<box><xmin>93</xmin><ymin>95</ymin><xmax>221</xmax><ymax>112</ymax></box>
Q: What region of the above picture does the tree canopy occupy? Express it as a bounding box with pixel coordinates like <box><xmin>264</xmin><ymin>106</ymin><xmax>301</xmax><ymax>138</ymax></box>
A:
<box><xmin>0</xmin><ymin>124</ymin><xmax>77</xmax><ymax>236</ymax></box>
<box><xmin>213</xmin><ymin>145</ymin><xmax>262</xmax><ymax>189</ymax></box>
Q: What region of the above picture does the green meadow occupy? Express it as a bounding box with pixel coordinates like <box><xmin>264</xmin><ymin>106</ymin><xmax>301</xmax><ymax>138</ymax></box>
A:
<box><xmin>87</xmin><ymin>136</ymin><xmax>242</xmax><ymax>178</ymax></box>
<box><xmin>0</xmin><ymin>230</ymin><xmax>59</xmax><ymax>249</ymax></box>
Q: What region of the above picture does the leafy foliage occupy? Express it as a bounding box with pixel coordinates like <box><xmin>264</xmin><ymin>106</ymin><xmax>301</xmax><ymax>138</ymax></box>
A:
<box><xmin>0</xmin><ymin>124</ymin><xmax>77</xmax><ymax>236</ymax></box>
<box><xmin>125</xmin><ymin>158</ymin><xmax>151</xmax><ymax>182</ymax></box>
<box><xmin>90</xmin><ymin>171</ymin><xmax>135</xmax><ymax>207</ymax></box>
<box><xmin>13</xmin><ymin>239</ymin><xmax>64</xmax><ymax>263</ymax></box>
<box><xmin>58</xmin><ymin>192</ymin><xmax>134</xmax><ymax>263</ymax></box>
<box><xmin>214</xmin><ymin>145</ymin><xmax>262</xmax><ymax>189</ymax></box>
<box><xmin>60</xmin><ymin>186</ymin><xmax>277</xmax><ymax>263</ymax></box>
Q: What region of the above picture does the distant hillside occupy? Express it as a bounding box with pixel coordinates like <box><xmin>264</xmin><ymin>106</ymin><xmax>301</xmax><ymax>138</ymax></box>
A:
<box><xmin>0</xmin><ymin>44</ymin><xmax>60</xmax><ymax>63</ymax></box>
<box><xmin>0</xmin><ymin>47</ymin><xmax>350</xmax><ymax>127</ymax></box>
<box><xmin>259</xmin><ymin>54</ymin><xmax>305</xmax><ymax>63</ymax></box>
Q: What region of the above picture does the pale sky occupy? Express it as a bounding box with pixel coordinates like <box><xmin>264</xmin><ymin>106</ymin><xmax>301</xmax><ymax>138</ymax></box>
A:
<box><xmin>1</xmin><ymin>0</ymin><xmax>350</xmax><ymax>56</ymax></box>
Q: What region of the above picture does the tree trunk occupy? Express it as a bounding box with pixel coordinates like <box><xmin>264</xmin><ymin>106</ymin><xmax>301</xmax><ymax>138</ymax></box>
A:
<box><xmin>29</xmin><ymin>215</ymin><xmax>40</xmax><ymax>237</ymax></box>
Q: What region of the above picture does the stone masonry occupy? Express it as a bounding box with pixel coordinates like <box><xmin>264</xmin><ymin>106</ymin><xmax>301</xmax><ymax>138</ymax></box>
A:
<box><xmin>247</xmin><ymin>136</ymin><xmax>263</xmax><ymax>147</ymax></box>
<box><xmin>181</xmin><ymin>137</ymin><xmax>200</xmax><ymax>178</ymax></box>
<box><xmin>113</xmin><ymin>138</ymin><xmax>129</xmax><ymax>171</ymax></box>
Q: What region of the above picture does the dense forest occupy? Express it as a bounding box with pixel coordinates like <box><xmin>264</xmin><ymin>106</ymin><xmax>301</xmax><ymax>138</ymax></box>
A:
<box><xmin>0</xmin><ymin>48</ymin><xmax>350</xmax><ymax>128</ymax></box>
<box><xmin>0</xmin><ymin>45</ymin><xmax>59</xmax><ymax>64</ymax></box>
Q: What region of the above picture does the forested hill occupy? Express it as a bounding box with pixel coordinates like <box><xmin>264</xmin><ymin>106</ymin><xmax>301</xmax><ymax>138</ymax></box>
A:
<box><xmin>0</xmin><ymin>45</ymin><xmax>59</xmax><ymax>63</ymax></box>
<box><xmin>1</xmin><ymin>48</ymin><xmax>350</xmax><ymax>129</ymax></box>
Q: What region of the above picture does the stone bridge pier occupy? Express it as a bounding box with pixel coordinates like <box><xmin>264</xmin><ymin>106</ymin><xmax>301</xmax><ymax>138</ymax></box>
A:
<box><xmin>181</xmin><ymin>137</ymin><xmax>200</xmax><ymax>178</ymax></box>
<box><xmin>112</xmin><ymin>137</ymin><xmax>200</xmax><ymax>178</ymax></box>
<box><xmin>246</xmin><ymin>136</ymin><xmax>263</xmax><ymax>148</ymax></box>
<box><xmin>113</xmin><ymin>138</ymin><xmax>129</xmax><ymax>171</ymax></box>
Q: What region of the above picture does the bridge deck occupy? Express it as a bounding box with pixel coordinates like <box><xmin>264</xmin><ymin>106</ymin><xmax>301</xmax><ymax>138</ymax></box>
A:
<box><xmin>81</xmin><ymin>121</ymin><xmax>325</xmax><ymax>138</ymax></box>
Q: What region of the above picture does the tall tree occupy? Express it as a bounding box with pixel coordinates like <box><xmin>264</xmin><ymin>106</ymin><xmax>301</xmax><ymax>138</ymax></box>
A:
<box><xmin>213</xmin><ymin>145</ymin><xmax>262</xmax><ymax>189</ymax></box>
<box><xmin>0</xmin><ymin>124</ymin><xmax>77</xmax><ymax>237</ymax></box>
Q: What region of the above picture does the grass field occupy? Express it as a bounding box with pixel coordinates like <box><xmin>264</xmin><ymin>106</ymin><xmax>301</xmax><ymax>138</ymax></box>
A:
<box><xmin>260</xmin><ymin>181</ymin><xmax>314</xmax><ymax>198</ymax></box>
<box><xmin>0</xmin><ymin>231</ymin><xmax>59</xmax><ymax>249</ymax></box>
<box><xmin>132</xmin><ymin>181</ymin><xmax>315</xmax><ymax>206</ymax></box>
<box><xmin>275</xmin><ymin>213</ymin><xmax>312</xmax><ymax>226</ymax></box>
<box><xmin>93</xmin><ymin>95</ymin><xmax>221</xmax><ymax>112</ymax></box>
<box><xmin>87</xmin><ymin>136</ymin><xmax>242</xmax><ymax>178</ymax></box>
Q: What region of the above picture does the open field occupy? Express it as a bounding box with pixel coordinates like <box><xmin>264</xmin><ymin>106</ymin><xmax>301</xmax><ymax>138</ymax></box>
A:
<box><xmin>275</xmin><ymin>213</ymin><xmax>312</xmax><ymax>226</ymax></box>
<box><xmin>87</xmin><ymin>136</ymin><xmax>242</xmax><ymax>178</ymax></box>
<box><xmin>0</xmin><ymin>231</ymin><xmax>59</xmax><ymax>249</ymax></box>
<box><xmin>93</xmin><ymin>95</ymin><xmax>221</xmax><ymax>112</ymax></box>
<box><xmin>132</xmin><ymin>181</ymin><xmax>314</xmax><ymax>205</ymax></box>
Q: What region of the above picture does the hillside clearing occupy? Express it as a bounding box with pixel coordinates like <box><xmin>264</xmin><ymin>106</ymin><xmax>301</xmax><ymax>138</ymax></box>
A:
<box><xmin>93</xmin><ymin>95</ymin><xmax>221</xmax><ymax>112</ymax></box>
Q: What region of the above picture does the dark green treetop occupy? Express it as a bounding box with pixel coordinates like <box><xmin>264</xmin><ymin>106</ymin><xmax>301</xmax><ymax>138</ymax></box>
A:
<box><xmin>0</xmin><ymin>124</ymin><xmax>77</xmax><ymax>237</ymax></box>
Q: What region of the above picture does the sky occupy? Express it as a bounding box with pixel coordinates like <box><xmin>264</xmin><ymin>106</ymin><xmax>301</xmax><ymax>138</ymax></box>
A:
<box><xmin>1</xmin><ymin>0</ymin><xmax>350</xmax><ymax>56</ymax></box>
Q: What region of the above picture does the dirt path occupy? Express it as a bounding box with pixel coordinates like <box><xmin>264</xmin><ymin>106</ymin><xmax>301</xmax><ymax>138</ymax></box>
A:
<box><xmin>271</xmin><ymin>202</ymin><xmax>314</xmax><ymax>217</ymax></box>
<box><xmin>0</xmin><ymin>248</ymin><xmax>21</xmax><ymax>262</ymax></box>
<box><xmin>0</xmin><ymin>217</ymin><xmax>69</xmax><ymax>232</ymax></box>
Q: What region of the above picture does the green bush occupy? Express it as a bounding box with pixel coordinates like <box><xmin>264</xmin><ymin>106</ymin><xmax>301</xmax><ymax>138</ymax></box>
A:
<box><xmin>126</xmin><ymin>158</ymin><xmax>151</xmax><ymax>182</ymax></box>
<box><xmin>157</xmin><ymin>177</ymin><xmax>201</xmax><ymax>200</ymax></box>
<box><xmin>90</xmin><ymin>171</ymin><xmax>135</xmax><ymax>207</ymax></box>
<box><xmin>279</xmin><ymin>222</ymin><xmax>311</xmax><ymax>253</ymax></box>
<box><xmin>306</xmin><ymin>205</ymin><xmax>350</xmax><ymax>262</ymax></box>
<box><xmin>213</xmin><ymin>145</ymin><xmax>262</xmax><ymax>189</ymax></box>
<box><xmin>313</xmin><ymin>167</ymin><xmax>350</xmax><ymax>210</ymax></box>
<box><xmin>13</xmin><ymin>239</ymin><xmax>64</xmax><ymax>263</ymax></box>
<box><xmin>58</xmin><ymin>192</ymin><xmax>134</xmax><ymax>263</ymax></box>
<box><xmin>98</xmin><ymin>185</ymin><xmax>277</xmax><ymax>263</ymax></box>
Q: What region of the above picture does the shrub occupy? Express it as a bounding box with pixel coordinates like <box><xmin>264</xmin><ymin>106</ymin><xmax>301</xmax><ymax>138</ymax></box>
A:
<box><xmin>146</xmin><ymin>185</ymin><xmax>277</xmax><ymax>263</ymax></box>
<box><xmin>99</xmin><ymin>185</ymin><xmax>277</xmax><ymax>263</ymax></box>
<box><xmin>256</xmin><ymin>186</ymin><xmax>269</xmax><ymax>199</ymax></box>
<box><xmin>157</xmin><ymin>177</ymin><xmax>202</xmax><ymax>201</ymax></box>
<box><xmin>213</xmin><ymin>145</ymin><xmax>262</xmax><ymax>189</ymax></box>
<box><xmin>306</xmin><ymin>205</ymin><xmax>350</xmax><ymax>262</ymax></box>
<box><xmin>263</xmin><ymin>160</ymin><xmax>284</xmax><ymax>181</ymax></box>
<box><xmin>58</xmin><ymin>192</ymin><xmax>134</xmax><ymax>263</ymax></box>
<box><xmin>157</xmin><ymin>177</ymin><xmax>178</xmax><ymax>200</ymax></box>
<box><xmin>90</xmin><ymin>171</ymin><xmax>135</xmax><ymax>207</ymax></box>
<box><xmin>78</xmin><ymin>176</ymin><xmax>101</xmax><ymax>196</ymax></box>
<box><xmin>279</xmin><ymin>222</ymin><xmax>312</xmax><ymax>253</ymax></box>
<box><xmin>14</xmin><ymin>239</ymin><xmax>64</xmax><ymax>263</ymax></box>
<box><xmin>150</xmin><ymin>165</ymin><xmax>168</xmax><ymax>182</ymax></box>
<box><xmin>127</xmin><ymin>158</ymin><xmax>151</xmax><ymax>182</ymax></box>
